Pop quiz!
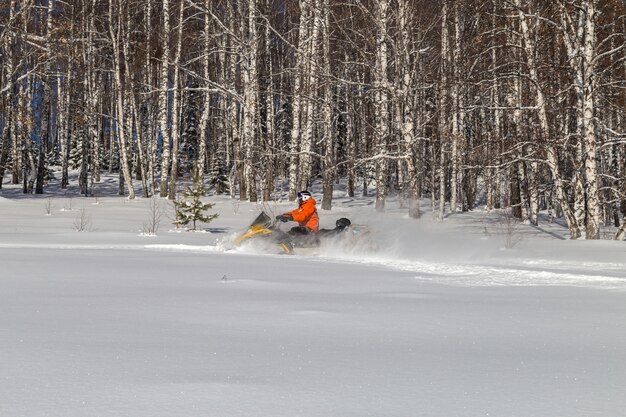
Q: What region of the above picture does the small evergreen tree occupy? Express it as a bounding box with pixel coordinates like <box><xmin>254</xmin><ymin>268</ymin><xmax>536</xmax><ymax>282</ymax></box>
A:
<box><xmin>46</xmin><ymin>139</ymin><xmax>61</xmax><ymax>167</ymax></box>
<box><xmin>207</xmin><ymin>155</ymin><xmax>229</xmax><ymax>194</ymax></box>
<box><xmin>69</xmin><ymin>134</ymin><xmax>84</xmax><ymax>170</ymax></box>
<box><xmin>173</xmin><ymin>166</ymin><xmax>218</xmax><ymax>230</ymax></box>
<box><xmin>180</xmin><ymin>85</ymin><xmax>200</xmax><ymax>175</ymax></box>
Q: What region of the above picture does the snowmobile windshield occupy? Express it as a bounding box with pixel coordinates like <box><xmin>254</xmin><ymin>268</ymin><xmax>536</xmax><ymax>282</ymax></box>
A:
<box><xmin>250</xmin><ymin>212</ymin><xmax>272</xmax><ymax>228</ymax></box>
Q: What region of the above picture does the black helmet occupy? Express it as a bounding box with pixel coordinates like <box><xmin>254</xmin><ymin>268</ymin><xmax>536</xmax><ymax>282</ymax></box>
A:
<box><xmin>335</xmin><ymin>218</ymin><xmax>351</xmax><ymax>229</ymax></box>
<box><xmin>297</xmin><ymin>190</ymin><xmax>312</xmax><ymax>201</ymax></box>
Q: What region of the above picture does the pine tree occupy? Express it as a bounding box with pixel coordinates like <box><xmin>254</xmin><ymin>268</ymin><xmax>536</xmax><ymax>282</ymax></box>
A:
<box><xmin>180</xmin><ymin>85</ymin><xmax>199</xmax><ymax>175</ymax></box>
<box><xmin>69</xmin><ymin>133</ymin><xmax>84</xmax><ymax>170</ymax></box>
<box><xmin>46</xmin><ymin>139</ymin><xmax>61</xmax><ymax>167</ymax></box>
<box><xmin>207</xmin><ymin>155</ymin><xmax>229</xmax><ymax>195</ymax></box>
<box><xmin>173</xmin><ymin>166</ymin><xmax>218</xmax><ymax>231</ymax></box>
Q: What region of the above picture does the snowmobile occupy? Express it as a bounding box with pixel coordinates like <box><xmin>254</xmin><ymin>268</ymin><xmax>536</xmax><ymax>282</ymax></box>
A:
<box><xmin>233</xmin><ymin>211</ymin><xmax>355</xmax><ymax>255</ymax></box>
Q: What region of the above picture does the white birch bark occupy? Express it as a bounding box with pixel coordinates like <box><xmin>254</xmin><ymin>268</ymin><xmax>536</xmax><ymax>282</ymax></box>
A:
<box><xmin>374</xmin><ymin>0</ymin><xmax>390</xmax><ymax>212</ymax></box>
<box><xmin>0</xmin><ymin>0</ymin><xmax>17</xmax><ymax>187</ymax></box>
<box><xmin>158</xmin><ymin>0</ymin><xmax>171</xmax><ymax>197</ymax></box>
<box><xmin>559</xmin><ymin>0</ymin><xmax>601</xmax><ymax>238</ymax></box>
<box><xmin>242</xmin><ymin>0</ymin><xmax>259</xmax><ymax>202</ymax></box>
<box><xmin>449</xmin><ymin>0</ymin><xmax>461</xmax><ymax>213</ymax></box>
<box><xmin>515</xmin><ymin>0</ymin><xmax>580</xmax><ymax>237</ymax></box>
<box><xmin>144</xmin><ymin>0</ymin><xmax>155</xmax><ymax>193</ymax></box>
<box><xmin>487</xmin><ymin>5</ymin><xmax>501</xmax><ymax>211</ymax></box>
<box><xmin>196</xmin><ymin>0</ymin><xmax>211</xmax><ymax>176</ymax></box>
<box><xmin>109</xmin><ymin>0</ymin><xmax>135</xmax><ymax>199</ymax></box>
<box><xmin>88</xmin><ymin>0</ymin><xmax>101</xmax><ymax>185</ymax></box>
<box><xmin>344</xmin><ymin>52</ymin><xmax>356</xmax><ymax>198</ymax></box>
<box><xmin>58</xmin><ymin>62</ymin><xmax>70</xmax><ymax>188</ymax></box>
<box><xmin>581</xmin><ymin>0</ymin><xmax>601</xmax><ymax>239</ymax></box>
<box><xmin>168</xmin><ymin>0</ymin><xmax>185</xmax><ymax>200</ymax></box>
<box><xmin>263</xmin><ymin>0</ymin><xmax>276</xmax><ymax>201</ymax></box>
<box><xmin>438</xmin><ymin>0</ymin><xmax>449</xmax><ymax>220</ymax></box>
<box><xmin>320</xmin><ymin>0</ymin><xmax>333</xmax><ymax>210</ymax></box>
<box><xmin>226</xmin><ymin>6</ymin><xmax>240</xmax><ymax>200</ymax></box>
<box><xmin>397</xmin><ymin>0</ymin><xmax>420</xmax><ymax>218</ymax></box>
<box><xmin>10</xmin><ymin>0</ymin><xmax>26</xmax><ymax>186</ymax></box>
<box><xmin>82</xmin><ymin>0</ymin><xmax>100</xmax><ymax>195</ymax></box>
<box><xmin>19</xmin><ymin>74</ymin><xmax>36</xmax><ymax>193</ymax></box>
<box><xmin>122</xmin><ymin>7</ymin><xmax>147</xmax><ymax>197</ymax></box>
<box><xmin>297</xmin><ymin>0</ymin><xmax>322</xmax><ymax>192</ymax></box>
<box><xmin>288</xmin><ymin>0</ymin><xmax>310</xmax><ymax>200</ymax></box>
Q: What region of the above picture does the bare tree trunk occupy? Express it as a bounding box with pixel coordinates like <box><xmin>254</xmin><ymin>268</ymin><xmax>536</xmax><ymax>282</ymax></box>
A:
<box><xmin>216</xmin><ymin>2</ymin><xmax>239</xmax><ymax>199</ymax></box>
<box><xmin>168</xmin><ymin>0</ymin><xmax>185</xmax><ymax>200</ymax></box>
<box><xmin>288</xmin><ymin>0</ymin><xmax>310</xmax><ymax>200</ymax></box>
<box><xmin>449</xmin><ymin>0</ymin><xmax>461</xmax><ymax>214</ymax></box>
<box><xmin>242</xmin><ymin>0</ymin><xmax>259</xmax><ymax>202</ymax></box>
<box><xmin>558</xmin><ymin>0</ymin><xmax>601</xmax><ymax>239</ymax></box>
<box><xmin>397</xmin><ymin>0</ymin><xmax>420</xmax><ymax>218</ymax></box>
<box><xmin>87</xmin><ymin>0</ymin><xmax>101</xmax><ymax>189</ymax></box>
<box><xmin>263</xmin><ymin>0</ymin><xmax>276</xmax><ymax>202</ymax></box>
<box><xmin>345</xmin><ymin>53</ymin><xmax>356</xmax><ymax>198</ymax></box>
<box><xmin>516</xmin><ymin>0</ymin><xmax>580</xmax><ymax>235</ymax></box>
<box><xmin>143</xmin><ymin>0</ymin><xmax>155</xmax><ymax>192</ymax></box>
<box><xmin>581</xmin><ymin>0</ymin><xmax>601</xmax><ymax>239</ymax></box>
<box><xmin>196</xmin><ymin>0</ymin><xmax>211</xmax><ymax>176</ymax></box>
<box><xmin>58</xmin><ymin>64</ymin><xmax>70</xmax><ymax>189</ymax></box>
<box><xmin>320</xmin><ymin>0</ymin><xmax>333</xmax><ymax>210</ymax></box>
<box><xmin>487</xmin><ymin>5</ymin><xmax>501</xmax><ymax>211</ymax></box>
<box><xmin>0</xmin><ymin>0</ymin><xmax>17</xmax><ymax>189</ymax></box>
<box><xmin>297</xmin><ymin>0</ymin><xmax>322</xmax><ymax>192</ymax></box>
<box><xmin>158</xmin><ymin>0</ymin><xmax>171</xmax><ymax>197</ymax></box>
<box><xmin>374</xmin><ymin>0</ymin><xmax>390</xmax><ymax>212</ymax></box>
<box><xmin>20</xmin><ymin>75</ymin><xmax>36</xmax><ymax>194</ymax></box>
<box><xmin>437</xmin><ymin>0</ymin><xmax>449</xmax><ymax>220</ymax></box>
<box><xmin>116</xmin><ymin>2</ymin><xmax>146</xmax><ymax>197</ymax></box>
<box><xmin>109</xmin><ymin>0</ymin><xmax>135</xmax><ymax>199</ymax></box>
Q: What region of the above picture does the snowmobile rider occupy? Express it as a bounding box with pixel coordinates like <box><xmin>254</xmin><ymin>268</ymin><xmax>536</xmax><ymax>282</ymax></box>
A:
<box><xmin>276</xmin><ymin>190</ymin><xmax>319</xmax><ymax>235</ymax></box>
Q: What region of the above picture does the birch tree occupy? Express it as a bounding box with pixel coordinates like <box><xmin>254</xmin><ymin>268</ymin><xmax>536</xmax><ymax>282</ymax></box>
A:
<box><xmin>373</xmin><ymin>0</ymin><xmax>390</xmax><ymax>212</ymax></box>
<box><xmin>288</xmin><ymin>0</ymin><xmax>311</xmax><ymax>200</ymax></box>
<box><xmin>241</xmin><ymin>0</ymin><xmax>259</xmax><ymax>202</ymax></box>
<box><xmin>167</xmin><ymin>0</ymin><xmax>185</xmax><ymax>200</ymax></box>
<box><xmin>109</xmin><ymin>0</ymin><xmax>135</xmax><ymax>198</ymax></box>
<box><xmin>158</xmin><ymin>0</ymin><xmax>172</xmax><ymax>197</ymax></box>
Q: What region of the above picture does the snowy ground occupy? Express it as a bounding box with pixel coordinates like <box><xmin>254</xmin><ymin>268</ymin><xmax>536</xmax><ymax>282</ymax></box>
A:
<box><xmin>1</xmin><ymin>176</ymin><xmax>626</xmax><ymax>417</ymax></box>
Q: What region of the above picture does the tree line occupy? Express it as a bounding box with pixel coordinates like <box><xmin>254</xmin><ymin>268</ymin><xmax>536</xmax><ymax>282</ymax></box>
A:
<box><xmin>1</xmin><ymin>0</ymin><xmax>625</xmax><ymax>240</ymax></box>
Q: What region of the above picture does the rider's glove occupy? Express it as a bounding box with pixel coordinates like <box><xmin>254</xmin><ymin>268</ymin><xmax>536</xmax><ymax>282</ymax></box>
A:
<box><xmin>276</xmin><ymin>214</ymin><xmax>292</xmax><ymax>222</ymax></box>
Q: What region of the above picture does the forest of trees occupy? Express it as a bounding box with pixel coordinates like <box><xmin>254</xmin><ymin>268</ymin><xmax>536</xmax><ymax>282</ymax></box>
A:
<box><xmin>1</xmin><ymin>0</ymin><xmax>626</xmax><ymax>240</ymax></box>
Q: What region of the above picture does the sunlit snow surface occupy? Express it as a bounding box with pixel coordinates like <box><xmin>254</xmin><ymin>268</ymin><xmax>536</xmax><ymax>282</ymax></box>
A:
<box><xmin>1</xmin><ymin>185</ymin><xmax>626</xmax><ymax>417</ymax></box>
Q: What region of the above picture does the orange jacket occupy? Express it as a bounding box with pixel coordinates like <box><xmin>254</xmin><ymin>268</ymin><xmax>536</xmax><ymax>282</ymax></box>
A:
<box><xmin>284</xmin><ymin>198</ymin><xmax>319</xmax><ymax>231</ymax></box>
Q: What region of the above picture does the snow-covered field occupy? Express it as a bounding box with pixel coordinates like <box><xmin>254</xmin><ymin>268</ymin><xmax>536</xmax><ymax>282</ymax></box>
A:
<box><xmin>1</xmin><ymin>177</ymin><xmax>625</xmax><ymax>417</ymax></box>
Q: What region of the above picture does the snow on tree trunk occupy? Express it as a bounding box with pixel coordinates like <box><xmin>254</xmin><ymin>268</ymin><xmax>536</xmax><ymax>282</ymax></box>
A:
<box><xmin>515</xmin><ymin>0</ymin><xmax>580</xmax><ymax>236</ymax></box>
<box><xmin>559</xmin><ymin>0</ymin><xmax>601</xmax><ymax>239</ymax></box>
